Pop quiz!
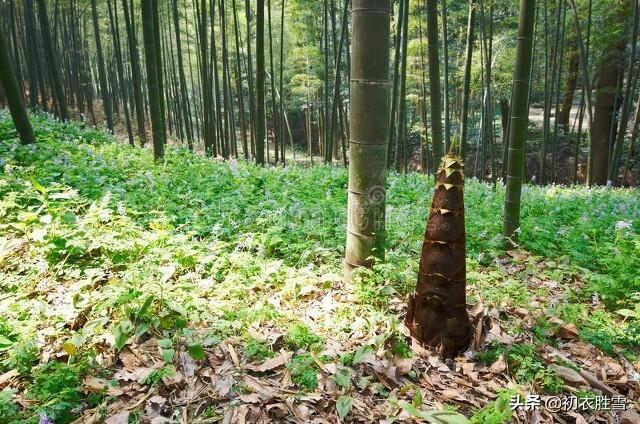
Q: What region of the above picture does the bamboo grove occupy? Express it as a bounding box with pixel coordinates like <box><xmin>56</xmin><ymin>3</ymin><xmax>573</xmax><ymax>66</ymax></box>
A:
<box><xmin>0</xmin><ymin>0</ymin><xmax>639</xmax><ymax>188</ymax></box>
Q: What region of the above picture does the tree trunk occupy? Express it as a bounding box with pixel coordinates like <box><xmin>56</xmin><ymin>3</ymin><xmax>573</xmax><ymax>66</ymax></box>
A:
<box><xmin>91</xmin><ymin>0</ymin><xmax>114</xmax><ymax>132</ymax></box>
<box><xmin>499</xmin><ymin>98</ymin><xmax>509</xmax><ymax>180</ymax></box>
<box><xmin>122</xmin><ymin>0</ymin><xmax>147</xmax><ymax>145</ymax></box>
<box><xmin>220</xmin><ymin>0</ymin><xmax>235</xmax><ymax>159</ymax></box>
<box><xmin>24</xmin><ymin>0</ymin><xmax>40</xmax><ymax>108</ymax></box>
<box><xmin>558</xmin><ymin>45</ymin><xmax>579</xmax><ymax>127</ymax></box>
<box><xmin>441</xmin><ymin>0</ymin><xmax>451</xmax><ymax>151</ymax></box>
<box><xmin>330</xmin><ymin>0</ymin><xmax>349</xmax><ymax>168</ymax></box>
<box><xmin>322</xmin><ymin>0</ymin><xmax>331</xmax><ymax>163</ymax></box>
<box><xmin>610</xmin><ymin>0</ymin><xmax>639</xmax><ymax>184</ymax></box>
<box><xmin>387</xmin><ymin>0</ymin><xmax>404</xmax><ymax>167</ymax></box>
<box><xmin>245</xmin><ymin>0</ymin><xmax>257</xmax><ymax>158</ymax></box>
<box><xmin>590</xmin><ymin>39</ymin><xmax>624</xmax><ymax>185</ymax></box>
<box><xmin>426</xmin><ymin>0</ymin><xmax>444</xmax><ymax>178</ymax></box>
<box><xmin>232</xmin><ymin>0</ymin><xmax>249</xmax><ymax>159</ymax></box>
<box><xmin>394</xmin><ymin>0</ymin><xmax>409</xmax><ymax>172</ymax></box>
<box><xmin>278</xmin><ymin>0</ymin><xmax>286</xmax><ymax>164</ymax></box>
<box><xmin>141</xmin><ymin>0</ymin><xmax>165</xmax><ymax>160</ymax></box>
<box><xmin>551</xmin><ymin>2</ymin><xmax>567</xmax><ymax>183</ymax></box>
<box><xmin>622</xmin><ymin>90</ymin><xmax>640</xmax><ymax>185</ymax></box>
<box><xmin>198</xmin><ymin>0</ymin><xmax>213</xmax><ymax>155</ymax></box>
<box><xmin>344</xmin><ymin>0</ymin><xmax>390</xmax><ymax>281</ymax></box>
<box><xmin>152</xmin><ymin>0</ymin><xmax>166</xmax><ymax>139</ymax></box>
<box><xmin>211</xmin><ymin>0</ymin><xmax>224</xmax><ymax>156</ymax></box>
<box><xmin>267</xmin><ymin>0</ymin><xmax>279</xmax><ymax>163</ymax></box>
<box><xmin>460</xmin><ymin>0</ymin><xmax>474</xmax><ymax>160</ymax></box>
<box><xmin>568</xmin><ymin>0</ymin><xmax>595</xmax><ymax>185</ymax></box>
<box><xmin>503</xmin><ymin>0</ymin><xmax>536</xmax><ymax>246</ymax></box>
<box><xmin>108</xmin><ymin>0</ymin><xmax>135</xmax><ymax>146</ymax></box>
<box><xmin>36</xmin><ymin>0</ymin><xmax>68</xmax><ymax>120</ymax></box>
<box><xmin>172</xmin><ymin>0</ymin><xmax>194</xmax><ymax>149</ymax></box>
<box><xmin>0</xmin><ymin>31</ymin><xmax>36</xmax><ymax>145</ymax></box>
<box><xmin>255</xmin><ymin>0</ymin><xmax>266</xmax><ymax>164</ymax></box>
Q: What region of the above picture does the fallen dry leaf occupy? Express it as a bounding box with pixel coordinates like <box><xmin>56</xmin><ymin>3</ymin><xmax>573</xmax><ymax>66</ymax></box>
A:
<box><xmin>0</xmin><ymin>369</ymin><xmax>19</xmax><ymax>388</ymax></box>
<box><xmin>114</xmin><ymin>366</ymin><xmax>158</xmax><ymax>383</ymax></box>
<box><xmin>243</xmin><ymin>375</ymin><xmax>278</xmax><ymax>401</ymax></box>
<box><xmin>619</xmin><ymin>409</ymin><xmax>640</xmax><ymax>424</ymax></box>
<box><xmin>556</xmin><ymin>323</ymin><xmax>579</xmax><ymax>340</ymax></box>
<box><xmin>394</xmin><ymin>356</ymin><xmax>416</xmax><ymax>375</ymax></box>
<box><xmin>83</xmin><ymin>376</ymin><xmax>124</xmax><ymax>396</ymax></box>
<box><xmin>566</xmin><ymin>411</ymin><xmax>588</xmax><ymax>424</ymax></box>
<box><xmin>245</xmin><ymin>355</ymin><xmax>285</xmax><ymax>372</ymax></box>
<box><xmin>104</xmin><ymin>412</ymin><xmax>130</xmax><ymax>424</ymax></box>
<box><xmin>548</xmin><ymin>364</ymin><xmax>588</xmax><ymax>388</ymax></box>
<box><xmin>488</xmin><ymin>355</ymin><xmax>507</xmax><ymax>373</ymax></box>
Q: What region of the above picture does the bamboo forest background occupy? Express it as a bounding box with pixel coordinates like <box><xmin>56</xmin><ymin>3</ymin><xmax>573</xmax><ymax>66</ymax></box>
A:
<box><xmin>0</xmin><ymin>0</ymin><xmax>638</xmax><ymax>187</ymax></box>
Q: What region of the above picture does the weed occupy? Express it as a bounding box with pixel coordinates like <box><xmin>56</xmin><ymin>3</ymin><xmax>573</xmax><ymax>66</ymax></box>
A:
<box><xmin>244</xmin><ymin>339</ymin><xmax>275</xmax><ymax>360</ymax></box>
<box><xmin>284</xmin><ymin>324</ymin><xmax>322</xmax><ymax>351</ymax></box>
<box><xmin>470</xmin><ymin>389</ymin><xmax>518</xmax><ymax>424</ymax></box>
<box><xmin>475</xmin><ymin>344</ymin><xmax>503</xmax><ymax>366</ymax></box>
<box><xmin>0</xmin><ymin>389</ymin><xmax>19</xmax><ymax>421</ymax></box>
<box><xmin>506</xmin><ymin>344</ymin><xmax>563</xmax><ymax>393</ymax></box>
<box><xmin>390</xmin><ymin>337</ymin><xmax>411</xmax><ymax>359</ymax></box>
<box><xmin>141</xmin><ymin>365</ymin><xmax>175</xmax><ymax>387</ymax></box>
<box><xmin>3</xmin><ymin>340</ymin><xmax>39</xmax><ymax>375</ymax></box>
<box><xmin>287</xmin><ymin>354</ymin><xmax>318</xmax><ymax>391</ymax></box>
<box><xmin>27</xmin><ymin>361</ymin><xmax>95</xmax><ymax>423</ymax></box>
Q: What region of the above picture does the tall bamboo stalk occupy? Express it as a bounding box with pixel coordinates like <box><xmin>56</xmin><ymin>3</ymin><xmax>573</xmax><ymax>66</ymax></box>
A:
<box><xmin>503</xmin><ymin>0</ymin><xmax>536</xmax><ymax>246</ymax></box>
<box><xmin>610</xmin><ymin>0</ymin><xmax>639</xmax><ymax>184</ymax></box>
<box><xmin>345</xmin><ymin>0</ymin><xmax>390</xmax><ymax>281</ymax></box>
<box><xmin>0</xmin><ymin>30</ymin><xmax>35</xmax><ymax>144</ymax></box>
<box><xmin>460</xmin><ymin>0</ymin><xmax>475</xmax><ymax>160</ymax></box>
<box><xmin>255</xmin><ymin>0</ymin><xmax>266</xmax><ymax>164</ymax></box>
<box><xmin>141</xmin><ymin>0</ymin><xmax>165</xmax><ymax>160</ymax></box>
<box><xmin>426</xmin><ymin>0</ymin><xmax>444</xmax><ymax>178</ymax></box>
<box><xmin>36</xmin><ymin>0</ymin><xmax>68</xmax><ymax>120</ymax></box>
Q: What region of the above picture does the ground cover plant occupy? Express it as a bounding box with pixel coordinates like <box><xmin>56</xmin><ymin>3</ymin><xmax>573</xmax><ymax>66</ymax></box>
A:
<box><xmin>0</xmin><ymin>113</ymin><xmax>638</xmax><ymax>422</ymax></box>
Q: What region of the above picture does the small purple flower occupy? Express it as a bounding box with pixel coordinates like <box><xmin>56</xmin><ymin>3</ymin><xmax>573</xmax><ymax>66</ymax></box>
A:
<box><xmin>615</xmin><ymin>220</ymin><xmax>632</xmax><ymax>231</ymax></box>
<box><xmin>39</xmin><ymin>413</ymin><xmax>54</xmax><ymax>424</ymax></box>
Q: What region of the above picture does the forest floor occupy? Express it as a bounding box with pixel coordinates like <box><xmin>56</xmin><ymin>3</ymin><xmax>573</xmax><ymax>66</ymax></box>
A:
<box><xmin>0</xmin><ymin>112</ymin><xmax>639</xmax><ymax>423</ymax></box>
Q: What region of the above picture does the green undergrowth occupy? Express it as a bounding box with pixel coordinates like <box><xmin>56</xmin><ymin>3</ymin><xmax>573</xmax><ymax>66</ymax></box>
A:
<box><xmin>0</xmin><ymin>112</ymin><xmax>639</xmax><ymax>421</ymax></box>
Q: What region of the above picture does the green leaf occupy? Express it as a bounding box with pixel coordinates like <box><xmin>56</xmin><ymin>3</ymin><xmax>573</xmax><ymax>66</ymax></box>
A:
<box><xmin>336</xmin><ymin>395</ymin><xmax>353</xmax><ymax>420</ymax></box>
<box><xmin>0</xmin><ymin>335</ymin><xmax>13</xmax><ymax>348</ymax></box>
<box><xmin>113</xmin><ymin>320</ymin><xmax>133</xmax><ymax>351</ymax></box>
<box><xmin>615</xmin><ymin>309</ymin><xmax>637</xmax><ymax>318</ymax></box>
<box><xmin>134</xmin><ymin>322</ymin><xmax>150</xmax><ymax>338</ymax></box>
<box><xmin>412</xmin><ymin>389</ymin><xmax>423</xmax><ymax>408</ymax></box>
<box><xmin>399</xmin><ymin>402</ymin><xmax>427</xmax><ymax>419</ymax></box>
<box><xmin>187</xmin><ymin>343</ymin><xmax>205</xmax><ymax>361</ymax></box>
<box><xmin>29</xmin><ymin>178</ymin><xmax>47</xmax><ymax>195</ymax></box>
<box><xmin>331</xmin><ymin>368</ymin><xmax>352</xmax><ymax>388</ymax></box>
<box><xmin>157</xmin><ymin>338</ymin><xmax>173</xmax><ymax>349</ymax></box>
<box><xmin>352</xmin><ymin>345</ymin><xmax>373</xmax><ymax>365</ymax></box>
<box><xmin>137</xmin><ymin>295</ymin><xmax>155</xmax><ymax>318</ymax></box>
<box><xmin>161</xmin><ymin>348</ymin><xmax>175</xmax><ymax>363</ymax></box>
<box><xmin>203</xmin><ymin>335</ymin><xmax>221</xmax><ymax>347</ymax></box>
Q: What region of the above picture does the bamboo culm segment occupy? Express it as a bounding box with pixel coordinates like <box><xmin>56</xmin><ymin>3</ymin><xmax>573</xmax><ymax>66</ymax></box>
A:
<box><xmin>0</xmin><ymin>30</ymin><xmax>35</xmax><ymax>145</ymax></box>
<box><xmin>405</xmin><ymin>154</ymin><xmax>471</xmax><ymax>358</ymax></box>
<box><xmin>141</xmin><ymin>0</ymin><xmax>165</xmax><ymax>160</ymax></box>
<box><xmin>425</xmin><ymin>0</ymin><xmax>444</xmax><ymax>178</ymax></box>
<box><xmin>502</xmin><ymin>0</ymin><xmax>536</xmax><ymax>245</ymax></box>
<box><xmin>344</xmin><ymin>0</ymin><xmax>390</xmax><ymax>282</ymax></box>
